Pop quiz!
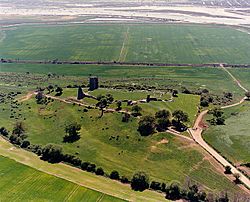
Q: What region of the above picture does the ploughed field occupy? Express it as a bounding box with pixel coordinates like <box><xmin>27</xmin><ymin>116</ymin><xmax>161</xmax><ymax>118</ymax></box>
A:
<box><xmin>1</xmin><ymin>24</ymin><xmax>250</xmax><ymax>64</ymax></box>
<box><xmin>0</xmin><ymin>156</ymin><xmax>125</xmax><ymax>202</ymax></box>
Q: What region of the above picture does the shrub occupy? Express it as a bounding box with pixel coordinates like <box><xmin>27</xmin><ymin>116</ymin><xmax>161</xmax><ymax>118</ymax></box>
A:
<box><xmin>21</xmin><ymin>140</ymin><xmax>30</xmax><ymax>148</ymax></box>
<box><xmin>95</xmin><ymin>167</ymin><xmax>105</xmax><ymax>176</ymax></box>
<box><xmin>0</xmin><ymin>127</ymin><xmax>9</xmax><ymax>136</ymax></box>
<box><xmin>41</xmin><ymin>144</ymin><xmax>63</xmax><ymax>163</ymax></box>
<box><xmin>121</xmin><ymin>176</ymin><xmax>129</xmax><ymax>184</ymax></box>
<box><xmin>224</xmin><ymin>166</ymin><xmax>232</xmax><ymax>174</ymax></box>
<box><xmin>166</xmin><ymin>183</ymin><xmax>181</xmax><ymax>200</ymax></box>
<box><xmin>86</xmin><ymin>163</ymin><xmax>96</xmax><ymax>172</ymax></box>
<box><xmin>150</xmin><ymin>181</ymin><xmax>161</xmax><ymax>191</ymax></box>
<box><xmin>110</xmin><ymin>170</ymin><xmax>120</xmax><ymax>180</ymax></box>
<box><xmin>131</xmin><ymin>171</ymin><xmax>149</xmax><ymax>191</ymax></box>
<box><xmin>81</xmin><ymin>162</ymin><xmax>90</xmax><ymax>170</ymax></box>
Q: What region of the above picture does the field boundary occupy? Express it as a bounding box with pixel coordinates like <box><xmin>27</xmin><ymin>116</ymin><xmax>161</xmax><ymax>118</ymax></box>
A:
<box><xmin>2</xmin><ymin>58</ymin><xmax>250</xmax><ymax>68</ymax></box>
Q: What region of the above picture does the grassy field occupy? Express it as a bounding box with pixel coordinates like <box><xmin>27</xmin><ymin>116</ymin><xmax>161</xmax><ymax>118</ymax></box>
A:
<box><xmin>0</xmin><ymin>156</ymin><xmax>126</xmax><ymax>202</ymax></box>
<box><xmin>0</xmin><ymin>64</ymin><xmax>245</xmax><ymax>99</ymax></box>
<box><xmin>1</xmin><ymin>24</ymin><xmax>250</xmax><ymax>64</ymax></box>
<box><xmin>204</xmin><ymin>101</ymin><xmax>250</xmax><ymax>164</ymax></box>
<box><xmin>227</xmin><ymin>68</ymin><xmax>250</xmax><ymax>91</ymax></box>
<box><xmin>0</xmin><ymin>89</ymin><xmax>240</xmax><ymax>195</ymax></box>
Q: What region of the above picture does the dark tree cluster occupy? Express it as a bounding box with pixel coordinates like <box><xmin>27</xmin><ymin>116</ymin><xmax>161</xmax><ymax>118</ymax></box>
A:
<box><xmin>63</xmin><ymin>122</ymin><xmax>81</xmax><ymax>143</ymax></box>
<box><xmin>55</xmin><ymin>86</ymin><xmax>63</xmax><ymax>96</ymax></box>
<box><xmin>208</xmin><ymin>108</ymin><xmax>225</xmax><ymax>125</ymax></box>
<box><xmin>131</xmin><ymin>105</ymin><xmax>142</xmax><ymax>117</ymax></box>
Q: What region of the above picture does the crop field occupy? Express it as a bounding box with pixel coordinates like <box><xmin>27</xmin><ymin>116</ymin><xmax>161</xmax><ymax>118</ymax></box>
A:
<box><xmin>0</xmin><ymin>63</ymin><xmax>245</xmax><ymax>99</ymax></box>
<box><xmin>204</xmin><ymin>102</ymin><xmax>250</xmax><ymax>164</ymax></box>
<box><xmin>1</xmin><ymin>24</ymin><xmax>250</xmax><ymax>64</ymax></box>
<box><xmin>0</xmin><ymin>156</ymin><xmax>125</xmax><ymax>202</ymax></box>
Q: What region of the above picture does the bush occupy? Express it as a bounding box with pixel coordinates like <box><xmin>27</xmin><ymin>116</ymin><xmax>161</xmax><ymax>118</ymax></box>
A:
<box><xmin>0</xmin><ymin>127</ymin><xmax>9</xmax><ymax>136</ymax></box>
<box><xmin>81</xmin><ymin>162</ymin><xmax>90</xmax><ymax>170</ymax></box>
<box><xmin>41</xmin><ymin>144</ymin><xmax>63</xmax><ymax>163</ymax></box>
<box><xmin>86</xmin><ymin>163</ymin><xmax>96</xmax><ymax>172</ymax></box>
<box><xmin>110</xmin><ymin>170</ymin><xmax>120</xmax><ymax>180</ymax></box>
<box><xmin>155</xmin><ymin>110</ymin><xmax>171</xmax><ymax>119</ymax></box>
<box><xmin>131</xmin><ymin>105</ymin><xmax>142</xmax><ymax>117</ymax></box>
<box><xmin>21</xmin><ymin>140</ymin><xmax>30</xmax><ymax>148</ymax></box>
<box><xmin>224</xmin><ymin>166</ymin><xmax>232</xmax><ymax>174</ymax></box>
<box><xmin>166</xmin><ymin>183</ymin><xmax>181</xmax><ymax>200</ymax></box>
<box><xmin>95</xmin><ymin>167</ymin><xmax>105</xmax><ymax>176</ymax></box>
<box><xmin>71</xmin><ymin>157</ymin><xmax>82</xmax><ymax>166</ymax></box>
<box><xmin>156</xmin><ymin>118</ymin><xmax>170</xmax><ymax>132</ymax></box>
<box><xmin>121</xmin><ymin>176</ymin><xmax>129</xmax><ymax>184</ymax></box>
<box><xmin>131</xmin><ymin>171</ymin><xmax>149</xmax><ymax>192</ymax></box>
<box><xmin>150</xmin><ymin>181</ymin><xmax>161</xmax><ymax>191</ymax></box>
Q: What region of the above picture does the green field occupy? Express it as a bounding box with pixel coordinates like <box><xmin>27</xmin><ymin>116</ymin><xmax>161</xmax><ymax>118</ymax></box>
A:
<box><xmin>204</xmin><ymin>102</ymin><xmax>250</xmax><ymax>164</ymax></box>
<box><xmin>1</xmin><ymin>24</ymin><xmax>250</xmax><ymax>63</ymax></box>
<box><xmin>0</xmin><ymin>64</ymin><xmax>245</xmax><ymax>99</ymax></box>
<box><xmin>0</xmin><ymin>156</ymin><xmax>125</xmax><ymax>202</ymax></box>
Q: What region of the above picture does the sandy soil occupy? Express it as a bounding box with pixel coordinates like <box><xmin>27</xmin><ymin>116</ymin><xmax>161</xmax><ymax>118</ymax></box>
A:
<box><xmin>1</xmin><ymin>1</ymin><xmax>250</xmax><ymax>26</ymax></box>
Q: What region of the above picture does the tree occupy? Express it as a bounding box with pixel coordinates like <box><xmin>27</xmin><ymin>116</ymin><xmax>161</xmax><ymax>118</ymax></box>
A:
<box><xmin>245</xmin><ymin>91</ymin><xmax>250</xmax><ymax>100</ymax></box>
<box><xmin>216</xmin><ymin>117</ymin><xmax>225</xmax><ymax>125</ymax></box>
<box><xmin>41</xmin><ymin>144</ymin><xmax>63</xmax><ymax>163</ymax></box>
<box><xmin>35</xmin><ymin>91</ymin><xmax>45</xmax><ymax>104</ymax></box>
<box><xmin>110</xmin><ymin>170</ymin><xmax>120</xmax><ymax>180</ymax></box>
<box><xmin>13</xmin><ymin>121</ymin><xmax>25</xmax><ymax>135</ymax></box>
<box><xmin>81</xmin><ymin>162</ymin><xmax>90</xmax><ymax>170</ymax></box>
<box><xmin>131</xmin><ymin>171</ymin><xmax>149</xmax><ymax>191</ymax></box>
<box><xmin>63</xmin><ymin>122</ymin><xmax>81</xmax><ymax>143</ymax></box>
<box><xmin>173</xmin><ymin>110</ymin><xmax>189</xmax><ymax>123</ymax></box>
<box><xmin>131</xmin><ymin>105</ymin><xmax>142</xmax><ymax>117</ymax></box>
<box><xmin>96</xmin><ymin>97</ymin><xmax>108</xmax><ymax>118</ymax></box>
<box><xmin>86</xmin><ymin>163</ymin><xmax>96</xmax><ymax>172</ymax></box>
<box><xmin>150</xmin><ymin>181</ymin><xmax>161</xmax><ymax>191</ymax></box>
<box><xmin>95</xmin><ymin>167</ymin><xmax>105</xmax><ymax>176</ymax></box>
<box><xmin>209</xmin><ymin>108</ymin><xmax>223</xmax><ymax>118</ymax></box>
<box><xmin>138</xmin><ymin>116</ymin><xmax>155</xmax><ymax>136</ymax></box>
<box><xmin>156</xmin><ymin>118</ymin><xmax>170</xmax><ymax>132</ymax></box>
<box><xmin>0</xmin><ymin>127</ymin><xmax>9</xmax><ymax>136</ymax></box>
<box><xmin>55</xmin><ymin>86</ymin><xmax>63</xmax><ymax>96</ymax></box>
<box><xmin>155</xmin><ymin>109</ymin><xmax>171</xmax><ymax>119</ymax></box>
<box><xmin>21</xmin><ymin>140</ymin><xmax>30</xmax><ymax>148</ymax></box>
<box><xmin>116</xmin><ymin>100</ymin><xmax>122</xmax><ymax>110</ymax></box>
<box><xmin>165</xmin><ymin>183</ymin><xmax>181</xmax><ymax>200</ymax></box>
<box><xmin>121</xmin><ymin>176</ymin><xmax>129</xmax><ymax>184</ymax></box>
<box><xmin>224</xmin><ymin>166</ymin><xmax>231</xmax><ymax>174</ymax></box>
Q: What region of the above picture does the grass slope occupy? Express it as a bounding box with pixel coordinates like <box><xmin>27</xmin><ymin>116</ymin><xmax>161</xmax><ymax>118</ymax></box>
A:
<box><xmin>1</xmin><ymin>24</ymin><xmax>250</xmax><ymax>63</ymax></box>
<box><xmin>0</xmin><ymin>94</ymin><xmax>239</xmax><ymax>194</ymax></box>
<box><xmin>0</xmin><ymin>156</ymin><xmax>125</xmax><ymax>202</ymax></box>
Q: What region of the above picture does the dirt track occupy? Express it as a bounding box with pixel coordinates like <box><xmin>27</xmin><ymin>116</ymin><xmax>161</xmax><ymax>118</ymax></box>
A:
<box><xmin>188</xmin><ymin>65</ymin><xmax>250</xmax><ymax>191</ymax></box>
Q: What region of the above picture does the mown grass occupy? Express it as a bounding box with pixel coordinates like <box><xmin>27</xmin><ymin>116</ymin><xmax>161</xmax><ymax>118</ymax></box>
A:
<box><xmin>0</xmin><ymin>156</ymin><xmax>125</xmax><ymax>202</ymax></box>
<box><xmin>0</xmin><ymin>93</ymin><xmax>239</xmax><ymax>194</ymax></box>
<box><xmin>1</xmin><ymin>24</ymin><xmax>250</xmax><ymax>64</ymax></box>
<box><xmin>203</xmin><ymin>101</ymin><xmax>250</xmax><ymax>164</ymax></box>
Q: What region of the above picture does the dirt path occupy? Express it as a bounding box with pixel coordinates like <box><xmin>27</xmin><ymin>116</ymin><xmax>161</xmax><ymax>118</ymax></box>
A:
<box><xmin>118</xmin><ymin>27</ymin><xmax>130</xmax><ymax>62</ymax></box>
<box><xmin>188</xmin><ymin>65</ymin><xmax>250</xmax><ymax>191</ymax></box>
<box><xmin>220</xmin><ymin>63</ymin><xmax>248</xmax><ymax>92</ymax></box>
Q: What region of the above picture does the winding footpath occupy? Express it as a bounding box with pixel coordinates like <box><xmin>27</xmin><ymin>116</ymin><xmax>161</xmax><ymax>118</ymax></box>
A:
<box><xmin>188</xmin><ymin>64</ymin><xmax>250</xmax><ymax>190</ymax></box>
